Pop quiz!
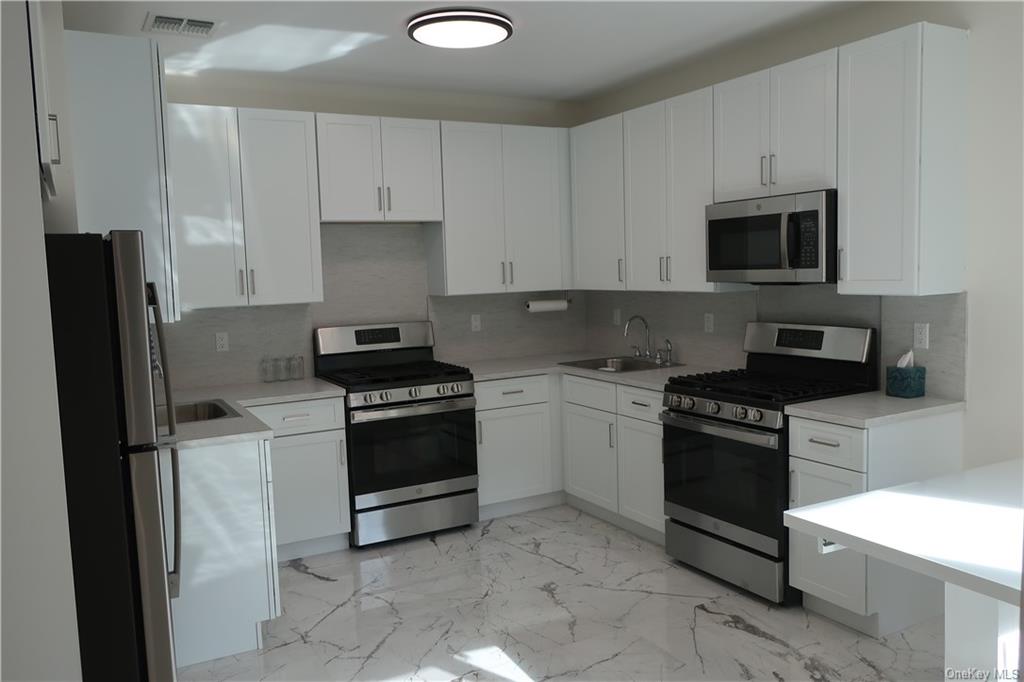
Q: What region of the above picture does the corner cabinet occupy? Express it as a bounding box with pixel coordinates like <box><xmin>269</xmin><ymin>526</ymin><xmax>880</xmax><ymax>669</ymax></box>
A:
<box><xmin>316</xmin><ymin>114</ymin><xmax>443</xmax><ymax>223</ymax></box>
<box><xmin>167</xmin><ymin>105</ymin><xmax>323</xmax><ymax>308</ymax></box>
<box><xmin>837</xmin><ymin>23</ymin><xmax>967</xmax><ymax>296</ymax></box>
<box><xmin>427</xmin><ymin>122</ymin><xmax>569</xmax><ymax>295</ymax></box>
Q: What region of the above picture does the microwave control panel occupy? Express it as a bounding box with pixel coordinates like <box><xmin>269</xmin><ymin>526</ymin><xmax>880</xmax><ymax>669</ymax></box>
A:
<box><xmin>793</xmin><ymin>211</ymin><xmax>819</xmax><ymax>269</ymax></box>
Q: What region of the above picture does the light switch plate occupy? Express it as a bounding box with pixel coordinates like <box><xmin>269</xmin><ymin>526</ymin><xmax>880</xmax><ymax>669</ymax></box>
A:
<box><xmin>215</xmin><ymin>332</ymin><xmax>229</xmax><ymax>352</ymax></box>
<box><xmin>913</xmin><ymin>322</ymin><xmax>930</xmax><ymax>350</ymax></box>
<box><xmin>471</xmin><ymin>314</ymin><xmax>482</xmax><ymax>332</ymax></box>
<box><xmin>704</xmin><ymin>313</ymin><xmax>714</xmax><ymax>333</ymax></box>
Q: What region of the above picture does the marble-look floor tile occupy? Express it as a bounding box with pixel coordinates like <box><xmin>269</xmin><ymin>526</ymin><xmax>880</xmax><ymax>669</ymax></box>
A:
<box><xmin>179</xmin><ymin>505</ymin><xmax>942</xmax><ymax>682</ymax></box>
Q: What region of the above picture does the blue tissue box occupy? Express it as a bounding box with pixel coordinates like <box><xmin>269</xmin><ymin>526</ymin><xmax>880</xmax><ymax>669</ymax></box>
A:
<box><xmin>886</xmin><ymin>366</ymin><xmax>926</xmax><ymax>398</ymax></box>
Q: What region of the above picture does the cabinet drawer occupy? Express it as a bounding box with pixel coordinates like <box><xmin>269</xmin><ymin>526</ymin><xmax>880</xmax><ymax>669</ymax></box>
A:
<box><xmin>616</xmin><ymin>385</ymin><xmax>663</xmax><ymax>424</ymax></box>
<box><xmin>476</xmin><ymin>375</ymin><xmax>549</xmax><ymax>411</ymax></box>
<box><xmin>247</xmin><ymin>398</ymin><xmax>345</xmax><ymax>436</ymax></box>
<box><xmin>789</xmin><ymin>417</ymin><xmax>867</xmax><ymax>472</ymax></box>
<box><xmin>562</xmin><ymin>374</ymin><xmax>616</xmax><ymax>413</ymax></box>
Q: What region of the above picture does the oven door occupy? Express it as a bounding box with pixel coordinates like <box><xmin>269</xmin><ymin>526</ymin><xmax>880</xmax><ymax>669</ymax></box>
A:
<box><xmin>347</xmin><ymin>397</ymin><xmax>478</xmax><ymax>509</ymax></box>
<box><xmin>660</xmin><ymin>410</ymin><xmax>788</xmax><ymax>557</ymax></box>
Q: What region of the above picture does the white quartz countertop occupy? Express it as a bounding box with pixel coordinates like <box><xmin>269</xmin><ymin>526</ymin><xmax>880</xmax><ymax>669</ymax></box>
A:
<box><xmin>451</xmin><ymin>352</ymin><xmax>730</xmax><ymax>393</ymax></box>
<box><xmin>785</xmin><ymin>392</ymin><xmax>966</xmax><ymax>428</ymax></box>
<box><xmin>170</xmin><ymin>378</ymin><xmax>345</xmax><ymax>449</ymax></box>
<box><xmin>784</xmin><ymin>459</ymin><xmax>1023</xmax><ymax>604</ymax></box>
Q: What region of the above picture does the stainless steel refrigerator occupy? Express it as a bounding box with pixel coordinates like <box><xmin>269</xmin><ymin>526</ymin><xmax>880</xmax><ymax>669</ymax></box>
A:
<box><xmin>45</xmin><ymin>230</ymin><xmax>179</xmax><ymax>681</ymax></box>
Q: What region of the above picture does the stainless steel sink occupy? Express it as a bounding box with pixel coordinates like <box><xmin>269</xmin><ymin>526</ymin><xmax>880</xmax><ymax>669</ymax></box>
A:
<box><xmin>157</xmin><ymin>399</ymin><xmax>240</xmax><ymax>426</ymax></box>
<box><xmin>559</xmin><ymin>356</ymin><xmax>684</xmax><ymax>373</ymax></box>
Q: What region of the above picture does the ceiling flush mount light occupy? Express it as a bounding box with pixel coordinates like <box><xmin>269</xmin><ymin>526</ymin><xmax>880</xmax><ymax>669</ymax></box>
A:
<box><xmin>407</xmin><ymin>8</ymin><xmax>513</xmax><ymax>49</ymax></box>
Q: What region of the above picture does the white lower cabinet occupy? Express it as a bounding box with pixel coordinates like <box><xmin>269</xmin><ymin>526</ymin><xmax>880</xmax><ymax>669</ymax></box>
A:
<box><xmin>170</xmin><ymin>439</ymin><xmax>279</xmax><ymax>668</ymax></box>
<box><xmin>789</xmin><ymin>456</ymin><xmax>867</xmax><ymax>614</ymax></box>
<box><xmin>616</xmin><ymin>415</ymin><xmax>664</xmax><ymax>531</ymax></box>
<box><xmin>477</xmin><ymin>403</ymin><xmax>553</xmax><ymax>506</ymax></box>
<box><xmin>270</xmin><ymin>430</ymin><xmax>350</xmax><ymax>546</ymax></box>
<box><xmin>563</xmin><ymin>402</ymin><xmax>618</xmax><ymax>512</ymax></box>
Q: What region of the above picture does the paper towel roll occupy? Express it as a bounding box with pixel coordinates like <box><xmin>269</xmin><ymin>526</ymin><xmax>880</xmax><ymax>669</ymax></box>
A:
<box><xmin>525</xmin><ymin>299</ymin><xmax>569</xmax><ymax>313</ymax></box>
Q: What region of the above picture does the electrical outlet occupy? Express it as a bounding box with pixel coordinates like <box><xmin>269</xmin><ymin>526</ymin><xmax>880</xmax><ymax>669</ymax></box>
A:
<box><xmin>704</xmin><ymin>313</ymin><xmax>714</xmax><ymax>333</ymax></box>
<box><xmin>471</xmin><ymin>314</ymin><xmax>482</xmax><ymax>332</ymax></box>
<box><xmin>215</xmin><ymin>332</ymin><xmax>229</xmax><ymax>352</ymax></box>
<box><xmin>612</xmin><ymin>308</ymin><xmax>621</xmax><ymax>326</ymax></box>
<box><xmin>913</xmin><ymin>322</ymin><xmax>930</xmax><ymax>350</ymax></box>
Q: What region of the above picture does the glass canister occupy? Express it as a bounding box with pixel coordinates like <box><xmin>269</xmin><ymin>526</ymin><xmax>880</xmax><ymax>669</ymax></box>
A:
<box><xmin>288</xmin><ymin>355</ymin><xmax>305</xmax><ymax>380</ymax></box>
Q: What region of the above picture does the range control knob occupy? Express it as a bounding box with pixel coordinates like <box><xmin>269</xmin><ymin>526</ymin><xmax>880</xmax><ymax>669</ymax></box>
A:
<box><xmin>437</xmin><ymin>384</ymin><xmax>449</xmax><ymax>395</ymax></box>
<box><xmin>380</xmin><ymin>391</ymin><xmax>391</xmax><ymax>402</ymax></box>
<box><xmin>680</xmin><ymin>396</ymin><xmax>696</xmax><ymax>410</ymax></box>
<box><xmin>733</xmin><ymin>406</ymin><xmax>748</xmax><ymax>420</ymax></box>
<box><xmin>451</xmin><ymin>383</ymin><xmax>462</xmax><ymax>393</ymax></box>
<box><xmin>706</xmin><ymin>401</ymin><xmax>721</xmax><ymax>415</ymax></box>
<box><xmin>364</xmin><ymin>393</ymin><xmax>376</xmax><ymax>404</ymax></box>
<box><xmin>748</xmin><ymin>409</ymin><xmax>763</xmax><ymax>423</ymax></box>
<box><xmin>669</xmin><ymin>395</ymin><xmax>682</xmax><ymax>408</ymax></box>
<box><xmin>408</xmin><ymin>387</ymin><xmax>421</xmax><ymax>398</ymax></box>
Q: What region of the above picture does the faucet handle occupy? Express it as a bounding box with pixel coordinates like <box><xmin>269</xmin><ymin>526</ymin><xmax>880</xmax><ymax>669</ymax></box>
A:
<box><xmin>630</xmin><ymin>344</ymin><xmax>641</xmax><ymax>358</ymax></box>
<box><xmin>657</xmin><ymin>338</ymin><xmax>674</xmax><ymax>364</ymax></box>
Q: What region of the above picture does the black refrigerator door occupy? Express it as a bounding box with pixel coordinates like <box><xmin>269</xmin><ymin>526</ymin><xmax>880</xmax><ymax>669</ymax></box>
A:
<box><xmin>45</xmin><ymin>233</ymin><xmax>150</xmax><ymax>681</ymax></box>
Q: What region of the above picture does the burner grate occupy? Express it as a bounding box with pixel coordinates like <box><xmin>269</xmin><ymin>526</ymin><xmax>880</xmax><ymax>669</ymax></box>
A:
<box><xmin>668</xmin><ymin>369</ymin><xmax>864</xmax><ymax>403</ymax></box>
<box><xmin>324</xmin><ymin>360</ymin><xmax>470</xmax><ymax>388</ymax></box>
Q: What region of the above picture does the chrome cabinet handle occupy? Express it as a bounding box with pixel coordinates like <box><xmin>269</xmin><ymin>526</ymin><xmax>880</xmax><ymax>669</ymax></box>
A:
<box><xmin>760</xmin><ymin>155</ymin><xmax>768</xmax><ymax>186</ymax></box>
<box><xmin>789</xmin><ymin>468</ymin><xmax>797</xmax><ymax>505</ymax></box>
<box><xmin>386</xmin><ymin>186</ymin><xmax>392</xmax><ymax>212</ymax></box>
<box><xmin>281</xmin><ymin>413</ymin><xmax>311</xmax><ymax>422</ymax></box>
<box><xmin>631</xmin><ymin>400</ymin><xmax>650</xmax><ymax>408</ymax></box>
<box><xmin>666</xmin><ymin>256</ymin><xmax>671</xmax><ymax>282</ymax></box>
<box><xmin>769</xmin><ymin>154</ymin><xmax>777</xmax><ymax>185</ymax></box>
<box><xmin>809</xmin><ymin>437</ymin><xmax>841</xmax><ymax>448</ymax></box>
<box><xmin>501</xmin><ymin>261</ymin><xmax>506</xmax><ymax>285</ymax></box>
<box><xmin>838</xmin><ymin>248</ymin><xmax>844</xmax><ymax>281</ymax></box>
<box><xmin>659</xmin><ymin>257</ymin><xmax>665</xmax><ymax>282</ymax></box>
<box><xmin>48</xmin><ymin>114</ymin><xmax>61</xmax><ymax>164</ymax></box>
<box><xmin>501</xmin><ymin>389</ymin><xmax>525</xmax><ymax>396</ymax></box>
<box><xmin>477</xmin><ymin>420</ymin><xmax>483</xmax><ymax>444</ymax></box>
<box><xmin>608</xmin><ymin>422</ymin><xmax>615</xmax><ymax>448</ymax></box>
<box><xmin>377</xmin><ymin>186</ymin><xmax>383</xmax><ymax>212</ymax></box>
<box><xmin>238</xmin><ymin>269</ymin><xmax>245</xmax><ymax>296</ymax></box>
<box><xmin>509</xmin><ymin>261</ymin><xmax>514</xmax><ymax>286</ymax></box>
<box><xmin>617</xmin><ymin>258</ymin><xmax>624</xmax><ymax>283</ymax></box>
<box><xmin>249</xmin><ymin>269</ymin><xmax>256</xmax><ymax>296</ymax></box>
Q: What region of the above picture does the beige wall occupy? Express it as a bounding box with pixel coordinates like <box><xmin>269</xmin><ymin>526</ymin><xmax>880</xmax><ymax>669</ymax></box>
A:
<box><xmin>166</xmin><ymin>72</ymin><xmax>578</xmax><ymax>126</ymax></box>
<box><xmin>575</xmin><ymin>2</ymin><xmax>1024</xmax><ymax>468</ymax></box>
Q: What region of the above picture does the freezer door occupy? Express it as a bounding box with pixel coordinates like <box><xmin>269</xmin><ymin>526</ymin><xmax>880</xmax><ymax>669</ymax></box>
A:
<box><xmin>129</xmin><ymin>447</ymin><xmax>178</xmax><ymax>681</ymax></box>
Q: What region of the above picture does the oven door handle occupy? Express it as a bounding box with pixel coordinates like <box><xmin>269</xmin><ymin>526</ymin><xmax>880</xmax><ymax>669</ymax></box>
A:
<box><xmin>659</xmin><ymin>411</ymin><xmax>779</xmax><ymax>449</ymax></box>
<box><xmin>350</xmin><ymin>397</ymin><xmax>477</xmax><ymax>424</ymax></box>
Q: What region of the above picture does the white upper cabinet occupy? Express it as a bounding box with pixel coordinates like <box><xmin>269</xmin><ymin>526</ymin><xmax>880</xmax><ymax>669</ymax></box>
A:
<box><xmin>316</xmin><ymin>114</ymin><xmax>442</xmax><ymax>223</ymax></box>
<box><xmin>502</xmin><ymin>125</ymin><xmax>570</xmax><ymax>292</ymax></box>
<box><xmin>770</xmin><ymin>49</ymin><xmax>838</xmax><ymax>196</ymax></box>
<box><xmin>714</xmin><ymin>69</ymin><xmax>771</xmax><ymax>201</ymax></box>
<box><xmin>714</xmin><ymin>49</ymin><xmax>837</xmax><ymax>201</ymax></box>
<box><xmin>237</xmin><ymin>108</ymin><xmax>323</xmax><ymax>305</ymax></box>
<box><xmin>316</xmin><ymin>114</ymin><xmax>383</xmax><ymax>222</ymax></box>
<box><xmin>571</xmin><ymin>113</ymin><xmax>626</xmax><ymax>290</ymax></box>
<box><xmin>837</xmin><ymin>23</ymin><xmax>967</xmax><ymax>296</ymax></box>
<box><xmin>624</xmin><ymin>102</ymin><xmax>668</xmax><ymax>291</ymax></box>
<box><xmin>167</xmin><ymin>104</ymin><xmax>247</xmax><ymax>309</ymax></box>
<box><xmin>435</xmin><ymin>121</ymin><xmax>506</xmax><ymax>295</ymax></box>
<box><xmin>380</xmin><ymin>117</ymin><xmax>443</xmax><ymax>222</ymax></box>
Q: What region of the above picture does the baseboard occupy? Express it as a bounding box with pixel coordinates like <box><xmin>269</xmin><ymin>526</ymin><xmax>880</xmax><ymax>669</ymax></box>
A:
<box><xmin>480</xmin><ymin>491</ymin><xmax>566</xmax><ymax>521</ymax></box>
<box><xmin>277</xmin><ymin>533</ymin><xmax>348</xmax><ymax>562</ymax></box>
<box><xmin>565</xmin><ymin>493</ymin><xmax>665</xmax><ymax>546</ymax></box>
<box><xmin>804</xmin><ymin>594</ymin><xmax>884</xmax><ymax>638</ymax></box>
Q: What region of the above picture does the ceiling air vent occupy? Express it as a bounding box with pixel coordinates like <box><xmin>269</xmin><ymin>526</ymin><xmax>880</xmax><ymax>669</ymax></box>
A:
<box><xmin>142</xmin><ymin>12</ymin><xmax>217</xmax><ymax>37</ymax></box>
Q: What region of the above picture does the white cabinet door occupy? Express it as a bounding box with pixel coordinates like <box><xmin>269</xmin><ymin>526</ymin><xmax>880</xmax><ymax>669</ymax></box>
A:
<box><xmin>316</xmin><ymin>114</ymin><xmax>383</xmax><ymax>223</ymax></box>
<box><xmin>237</xmin><ymin>108</ymin><xmax>323</xmax><ymax>305</ymax></box>
<box><xmin>624</xmin><ymin>102</ymin><xmax>668</xmax><ymax>291</ymax></box>
<box><xmin>571</xmin><ymin>114</ymin><xmax>625</xmax><ymax>290</ymax></box>
<box><xmin>666</xmin><ymin>87</ymin><xmax>715</xmax><ymax>292</ymax></box>
<box><xmin>502</xmin><ymin>125</ymin><xmax>567</xmax><ymax>292</ymax></box>
<box><xmin>440</xmin><ymin>121</ymin><xmax>507</xmax><ymax>294</ymax></box>
<box><xmin>789</xmin><ymin>456</ymin><xmax>868</xmax><ymax>615</ymax></box>
<box><xmin>616</xmin><ymin>415</ymin><xmax>664</xmax><ymax>531</ymax></box>
<box><xmin>270</xmin><ymin>430</ymin><xmax>350</xmax><ymax>546</ymax></box>
<box><xmin>837</xmin><ymin>25</ymin><xmax>920</xmax><ymax>296</ymax></box>
<box><xmin>166</xmin><ymin>104</ymin><xmax>248</xmax><ymax>309</ymax></box>
<box><xmin>770</xmin><ymin>48</ymin><xmax>838</xmax><ymax>195</ymax></box>
<box><xmin>563</xmin><ymin>402</ymin><xmax>618</xmax><ymax>512</ymax></box>
<box><xmin>381</xmin><ymin>117</ymin><xmax>443</xmax><ymax>222</ymax></box>
<box><xmin>713</xmin><ymin>69</ymin><xmax>770</xmax><ymax>202</ymax></box>
<box><xmin>477</xmin><ymin>404</ymin><xmax>553</xmax><ymax>506</ymax></box>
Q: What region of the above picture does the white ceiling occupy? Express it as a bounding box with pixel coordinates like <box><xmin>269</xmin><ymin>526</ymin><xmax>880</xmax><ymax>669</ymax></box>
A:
<box><xmin>62</xmin><ymin>1</ymin><xmax>837</xmax><ymax>100</ymax></box>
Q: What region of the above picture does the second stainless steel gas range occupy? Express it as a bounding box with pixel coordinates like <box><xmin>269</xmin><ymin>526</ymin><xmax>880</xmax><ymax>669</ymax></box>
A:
<box><xmin>660</xmin><ymin>322</ymin><xmax>877</xmax><ymax>603</ymax></box>
<box><xmin>314</xmin><ymin>321</ymin><xmax>478</xmax><ymax>547</ymax></box>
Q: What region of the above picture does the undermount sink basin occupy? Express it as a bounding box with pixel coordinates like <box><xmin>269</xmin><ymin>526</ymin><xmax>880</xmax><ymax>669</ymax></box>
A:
<box><xmin>559</xmin><ymin>356</ymin><xmax>684</xmax><ymax>373</ymax></box>
<box><xmin>158</xmin><ymin>399</ymin><xmax>240</xmax><ymax>426</ymax></box>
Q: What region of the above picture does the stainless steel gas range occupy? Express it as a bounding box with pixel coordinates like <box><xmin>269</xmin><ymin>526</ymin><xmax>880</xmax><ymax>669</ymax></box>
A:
<box><xmin>660</xmin><ymin>322</ymin><xmax>877</xmax><ymax>603</ymax></box>
<box><xmin>314</xmin><ymin>321</ymin><xmax>479</xmax><ymax>546</ymax></box>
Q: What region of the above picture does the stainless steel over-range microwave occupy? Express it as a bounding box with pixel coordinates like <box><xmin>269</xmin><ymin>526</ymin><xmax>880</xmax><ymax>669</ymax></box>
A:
<box><xmin>705</xmin><ymin>189</ymin><xmax>837</xmax><ymax>284</ymax></box>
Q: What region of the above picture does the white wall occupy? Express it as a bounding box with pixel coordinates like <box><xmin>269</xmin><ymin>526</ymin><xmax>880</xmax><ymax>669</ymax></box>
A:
<box><xmin>1</xmin><ymin>2</ymin><xmax>83</xmax><ymax>679</ymax></box>
<box><xmin>575</xmin><ymin>2</ymin><xmax>1024</xmax><ymax>467</ymax></box>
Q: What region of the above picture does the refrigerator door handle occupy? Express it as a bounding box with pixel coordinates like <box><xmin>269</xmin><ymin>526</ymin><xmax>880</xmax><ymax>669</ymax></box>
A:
<box><xmin>146</xmin><ymin>282</ymin><xmax>176</xmax><ymax>438</ymax></box>
<box><xmin>129</xmin><ymin>448</ymin><xmax>178</xmax><ymax>679</ymax></box>
<box><xmin>167</xmin><ymin>446</ymin><xmax>182</xmax><ymax>599</ymax></box>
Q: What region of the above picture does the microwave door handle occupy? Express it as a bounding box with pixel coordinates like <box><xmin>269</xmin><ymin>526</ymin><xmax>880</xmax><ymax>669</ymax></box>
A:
<box><xmin>146</xmin><ymin>283</ymin><xmax>176</xmax><ymax>438</ymax></box>
<box><xmin>779</xmin><ymin>211</ymin><xmax>791</xmax><ymax>270</ymax></box>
